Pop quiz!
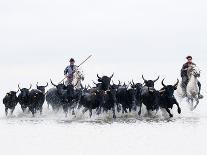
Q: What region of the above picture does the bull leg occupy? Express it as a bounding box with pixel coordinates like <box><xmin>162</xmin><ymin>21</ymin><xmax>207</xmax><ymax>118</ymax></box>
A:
<box><xmin>78</xmin><ymin>104</ymin><xmax>82</xmax><ymax>109</ymax></box>
<box><xmin>122</xmin><ymin>107</ymin><xmax>125</xmax><ymax>114</ymax></box>
<box><xmin>30</xmin><ymin>108</ymin><xmax>35</xmax><ymax>117</ymax></box>
<box><xmin>11</xmin><ymin>107</ymin><xmax>15</xmax><ymax>115</ymax></box>
<box><xmin>82</xmin><ymin>108</ymin><xmax>88</xmax><ymax>114</ymax></box>
<box><xmin>65</xmin><ymin>111</ymin><xmax>68</xmax><ymax>117</ymax></box>
<box><xmin>117</xmin><ymin>103</ymin><xmax>121</xmax><ymax>113</ymax></box>
<box><xmin>5</xmin><ymin>108</ymin><xmax>8</xmax><ymax>116</ymax></box>
<box><xmin>89</xmin><ymin>109</ymin><xmax>92</xmax><ymax>118</ymax></box>
<box><xmin>124</xmin><ymin>107</ymin><xmax>128</xmax><ymax>113</ymax></box>
<box><xmin>129</xmin><ymin>107</ymin><xmax>132</xmax><ymax>113</ymax></box>
<box><xmin>112</xmin><ymin>103</ymin><xmax>116</xmax><ymax>119</ymax></box>
<box><xmin>165</xmin><ymin>108</ymin><xmax>173</xmax><ymax>118</ymax></box>
<box><xmin>21</xmin><ymin>106</ymin><xmax>26</xmax><ymax>113</ymax></box>
<box><xmin>97</xmin><ymin>107</ymin><xmax>102</xmax><ymax>115</ymax></box>
<box><xmin>72</xmin><ymin>108</ymin><xmax>75</xmax><ymax>115</ymax></box>
<box><xmin>63</xmin><ymin>105</ymin><xmax>69</xmax><ymax>117</ymax></box>
<box><xmin>40</xmin><ymin>107</ymin><xmax>43</xmax><ymax>115</ymax></box>
<box><xmin>138</xmin><ymin>102</ymin><xmax>142</xmax><ymax>116</ymax></box>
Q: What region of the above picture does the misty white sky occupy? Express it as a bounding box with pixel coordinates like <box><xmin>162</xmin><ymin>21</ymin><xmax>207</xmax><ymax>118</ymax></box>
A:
<box><xmin>0</xmin><ymin>0</ymin><xmax>207</xmax><ymax>93</ymax></box>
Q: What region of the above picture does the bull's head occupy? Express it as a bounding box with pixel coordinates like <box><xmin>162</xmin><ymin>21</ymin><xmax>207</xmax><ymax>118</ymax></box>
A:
<box><xmin>6</xmin><ymin>91</ymin><xmax>18</xmax><ymax>101</ymax></box>
<box><xmin>18</xmin><ymin>84</ymin><xmax>32</xmax><ymax>98</ymax></box>
<box><xmin>159</xmin><ymin>79</ymin><xmax>179</xmax><ymax>97</ymax></box>
<box><xmin>97</xmin><ymin>73</ymin><xmax>114</xmax><ymax>91</ymax></box>
<box><xmin>142</xmin><ymin>75</ymin><xmax>159</xmax><ymax>88</ymax></box>
<box><xmin>36</xmin><ymin>82</ymin><xmax>48</xmax><ymax>94</ymax></box>
<box><xmin>50</xmin><ymin>79</ymin><xmax>67</xmax><ymax>96</ymax></box>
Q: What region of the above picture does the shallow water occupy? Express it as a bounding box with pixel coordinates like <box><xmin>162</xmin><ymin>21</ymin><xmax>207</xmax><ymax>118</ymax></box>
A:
<box><xmin>0</xmin><ymin>98</ymin><xmax>207</xmax><ymax>155</ymax></box>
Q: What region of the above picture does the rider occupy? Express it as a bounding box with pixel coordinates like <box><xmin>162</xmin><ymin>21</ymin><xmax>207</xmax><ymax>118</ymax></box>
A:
<box><xmin>181</xmin><ymin>56</ymin><xmax>203</xmax><ymax>99</ymax></box>
<box><xmin>64</xmin><ymin>58</ymin><xmax>78</xmax><ymax>86</ymax></box>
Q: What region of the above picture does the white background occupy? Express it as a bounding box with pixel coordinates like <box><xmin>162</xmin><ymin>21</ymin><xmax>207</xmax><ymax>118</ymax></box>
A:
<box><xmin>0</xmin><ymin>0</ymin><xmax>207</xmax><ymax>155</ymax></box>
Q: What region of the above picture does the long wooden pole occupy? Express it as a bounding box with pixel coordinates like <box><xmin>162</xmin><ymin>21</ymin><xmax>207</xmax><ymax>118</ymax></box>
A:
<box><xmin>59</xmin><ymin>55</ymin><xmax>92</xmax><ymax>84</ymax></box>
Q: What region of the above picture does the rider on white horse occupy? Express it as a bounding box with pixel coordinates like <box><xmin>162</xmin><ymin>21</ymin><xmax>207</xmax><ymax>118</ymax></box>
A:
<box><xmin>181</xmin><ymin>56</ymin><xmax>203</xmax><ymax>99</ymax></box>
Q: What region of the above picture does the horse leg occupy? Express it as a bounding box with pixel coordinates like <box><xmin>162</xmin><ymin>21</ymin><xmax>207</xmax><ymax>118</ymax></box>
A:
<box><xmin>189</xmin><ymin>99</ymin><xmax>194</xmax><ymax>111</ymax></box>
<box><xmin>193</xmin><ymin>98</ymin><xmax>199</xmax><ymax>110</ymax></box>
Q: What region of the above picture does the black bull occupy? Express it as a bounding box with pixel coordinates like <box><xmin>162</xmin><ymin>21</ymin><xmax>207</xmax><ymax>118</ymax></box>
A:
<box><xmin>46</xmin><ymin>79</ymin><xmax>78</xmax><ymax>117</ymax></box>
<box><xmin>139</xmin><ymin>76</ymin><xmax>181</xmax><ymax>118</ymax></box>
<box><xmin>3</xmin><ymin>90</ymin><xmax>19</xmax><ymax>116</ymax></box>
<box><xmin>159</xmin><ymin>79</ymin><xmax>181</xmax><ymax>117</ymax></box>
<box><xmin>80</xmin><ymin>74</ymin><xmax>117</xmax><ymax>118</ymax></box>
<box><xmin>18</xmin><ymin>83</ymin><xmax>48</xmax><ymax>116</ymax></box>
<box><xmin>139</xmin><ymin>75</ymin><xmax>160</xmax><ymax>115</ymax></box>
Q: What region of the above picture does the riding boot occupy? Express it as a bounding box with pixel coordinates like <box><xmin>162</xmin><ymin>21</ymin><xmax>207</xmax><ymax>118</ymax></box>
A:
<box><xmin>181</xmin><ymin>76</ymin><xmax>188</xmax><ymax>97</ymax></box>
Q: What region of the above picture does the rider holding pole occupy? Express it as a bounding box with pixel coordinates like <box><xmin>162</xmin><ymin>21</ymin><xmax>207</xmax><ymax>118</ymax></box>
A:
<box><xmin>63</xmin><ymin>55</ymin><xmax>92</xmax><ymax>86</ymax></box>
<box><xmin>64</xmin><ymin>58</ymin><xmax>77</xmax><ymax>86</ymax></box>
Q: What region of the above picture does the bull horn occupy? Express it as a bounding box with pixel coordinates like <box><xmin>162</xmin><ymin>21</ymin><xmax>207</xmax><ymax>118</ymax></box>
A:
<box><xmin>118</xmin><ymin>80</ymin><xmax>121</xmax><ymax>85</ymax></box>
<box><xmin>97</xmin><ymin>74</ymin><xmax>101</xmax><ymax>79</ymax></box>
<box><xmin>142</xmin><ymin>75</ymin><xmax>147</xmax><ymax>81</ymax></box>
<box><xmin>18</xmin><ymin>84</ymin><xmax>21</xmax><ymax>90</ymax></box>
<box><xmin>44</xmin><ymin>82</ymin><xmax>49</xmax><ymax>87</ymax></box>
<box><xmin>110</xmin><ymin>73</ymin><xmax>114</xmax><ymax>79</ymax></box>
<box><xmin>50</xmin><ymin>79</ymin><xmax>57</xmax><ymax>87</ymax></box>
<box><xmin>132</xmin><ymin>80</ymin><xmax>135</xmax><ymax>85</ymax></box>
<box><xmin>153</xmin><ymin>76</ymin><xmax>160</xmax><ymax>82</ymax></box>
<box><xmin>174</xmin><ymin>79</ymin><xmax>179</xmax><ymax>88</ymax></box>
<box><xmin>29</xmin><ymin>84</ymin><xmax>32</xmax><ymax>90</ymax></box>
<box><xmin>161</xmin><ymin>79</ymin><xmax>167</xmax><ymax>87</ymax></box>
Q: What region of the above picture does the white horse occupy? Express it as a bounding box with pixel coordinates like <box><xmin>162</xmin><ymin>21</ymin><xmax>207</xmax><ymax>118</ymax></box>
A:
<box><xmin>177</xmin><ymin>65</ymin><xmax>201</xmax><ymax>111</ymax></box>
<box><xmin>72</xmin><ymin>68</ymin><xmax>85</xmax><ymax>89</ymax></box>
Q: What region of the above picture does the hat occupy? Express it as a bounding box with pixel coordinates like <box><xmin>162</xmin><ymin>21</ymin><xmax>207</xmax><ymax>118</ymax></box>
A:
<box><xmin>186</xmin><ymin>56</ymin><xmax>192</xmax><ymax>59</ymax></box>
<box><xmin>69</xmin><ymin>58</ymin><xmax>75</xmax><ymax>62</ymax></box>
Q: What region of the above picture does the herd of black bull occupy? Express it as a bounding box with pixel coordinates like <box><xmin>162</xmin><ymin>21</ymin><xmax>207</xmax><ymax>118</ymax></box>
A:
<box><xmin>3</xmin><ymin>74</ymin><xmax>181</xmax><ymax>118</ymax></box>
